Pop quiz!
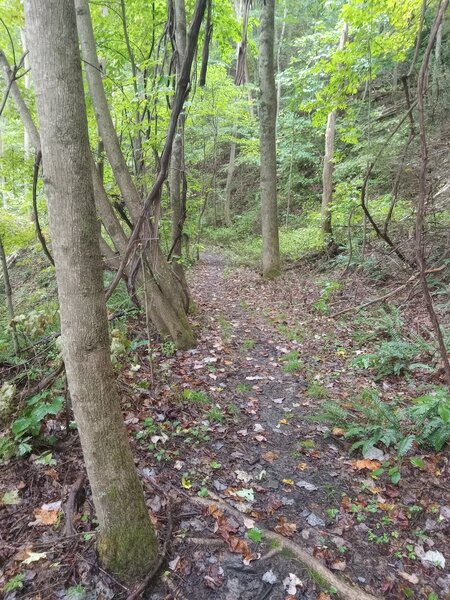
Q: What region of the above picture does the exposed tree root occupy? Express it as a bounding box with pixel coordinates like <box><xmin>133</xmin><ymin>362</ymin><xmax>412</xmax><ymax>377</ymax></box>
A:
<box><xmin>192</xmin><ymin>494</ymin><xmax>382</xmax><ymax>600</ymax></box>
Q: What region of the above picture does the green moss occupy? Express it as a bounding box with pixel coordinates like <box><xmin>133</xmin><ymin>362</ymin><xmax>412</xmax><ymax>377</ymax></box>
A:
<box><xmin>97</xmin><ymin>519</ymin><xmax>158</xmax><ymax>582</ymax></box>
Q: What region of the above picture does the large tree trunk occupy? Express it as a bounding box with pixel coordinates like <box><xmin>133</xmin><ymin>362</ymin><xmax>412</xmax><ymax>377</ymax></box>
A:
<box><xmin>24</xmin><ymin>0</ymin><xmax>158</xmax><ymax>580</ymax></box>
<box><xmin>259</xmin><ymin>0</ymin><xmax>280</xmax><ymax>279</ymax></box>
<box><xmin>321</xmin><ymin>23</ymin><xmax>348</xmax><ymax>244</ymax></box>
<box><xmin>75</xmin><ymin>0</ymin><xmax>194</xmax><ymax>347</ymax></box>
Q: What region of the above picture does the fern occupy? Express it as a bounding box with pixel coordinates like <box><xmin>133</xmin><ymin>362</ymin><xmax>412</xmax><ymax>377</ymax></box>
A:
<box><xmin>316</xmin><ymin>387</ymin><xmax>450</xmax><ymax>457</ymax></box>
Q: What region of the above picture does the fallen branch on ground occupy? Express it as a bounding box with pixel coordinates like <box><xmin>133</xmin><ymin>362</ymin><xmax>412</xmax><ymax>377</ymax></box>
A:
<box><xmin>330</xmin><ymin>265</ymin><xmax>445</xmax><ymax>318</ymax></box>
<box><xmin>192</xmin><ymin>493</ymin><xmax>381</xmax><ymax>600</ymax></box>
<box><xmin>64</xmin><ymin>473</ymin><xmax>86</xmax><ymax>536</ymax></box>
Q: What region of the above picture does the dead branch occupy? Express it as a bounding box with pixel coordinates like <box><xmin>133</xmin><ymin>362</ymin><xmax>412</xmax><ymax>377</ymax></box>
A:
<box><xmin>63</xmin><ymin>473</ymin><xmax>86</xmax><ymax>536</ymax></box>
<box><xmin>330</xmin><ymin>265</ymin><xmax>445</xmax><ymax>318</ymax></box>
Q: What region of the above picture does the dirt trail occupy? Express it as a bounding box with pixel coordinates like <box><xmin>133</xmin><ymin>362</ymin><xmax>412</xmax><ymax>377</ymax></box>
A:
<box><xmin>159</xmin><ymin>253</ymin><xmax>384</xmax><ymax>599</ymax></box>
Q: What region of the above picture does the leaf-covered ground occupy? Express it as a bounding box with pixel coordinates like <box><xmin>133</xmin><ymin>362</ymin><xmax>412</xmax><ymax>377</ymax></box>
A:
<box><xmin>1</xmin><ymin>252</ymin><xmax>450</xmax><ymax>600</ymax></box>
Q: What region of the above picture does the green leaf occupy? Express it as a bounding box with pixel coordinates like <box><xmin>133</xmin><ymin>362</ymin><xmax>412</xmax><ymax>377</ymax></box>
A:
<box><xmin>235</xmin><ymin>488</ymin><xmax>255</xmax><ymax>502</ymax></box>
<box><xmin>397</xmin><ymin>435</ymin><xmax>415</xmax><ymax>457</ymax></box>
<box><xmin>1</xmin><ymin>489</ymin><xmax>20</xmax><ymax>505</ymax></box>
<box><xmin>438</xmin><ymin>403</ymin><xmax>450</xmax><ymax>424</ymax></box>
<box><xmin>247</xmin><ymin>527</ymin><xmax>263</xmax><ymax>542</ymax></box>
<box><xmin>409</xmin><ymin>456</ymin><xmax>425</xmax><ymax>469</ymax></box>
<box><xmin>197</xmin><ymin>487</ymin><xmax>208</xmax><ymax>497</ymax></box>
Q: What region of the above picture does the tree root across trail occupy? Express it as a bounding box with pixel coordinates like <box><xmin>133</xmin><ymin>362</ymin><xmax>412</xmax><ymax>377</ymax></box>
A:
<box><xmin>191</xmin><ymin>494</ymin><xmax>381</xmax><ymax>600</ymax></box>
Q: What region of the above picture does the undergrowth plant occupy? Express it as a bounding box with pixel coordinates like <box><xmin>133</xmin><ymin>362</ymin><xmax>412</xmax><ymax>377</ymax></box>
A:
<box><xmin>317</xmin><ymin>386</ymin><xmax>450</xmax><ymax>455</ymax></box>
<box><xmin>352</xmin><ymin>336</ymin><xmax>434</xmax><ymax>379</ymax></box>
<box><xmin>0</xmin><ymin>390</ymin><xmax>64</xmax><ymax>459</ymax></box>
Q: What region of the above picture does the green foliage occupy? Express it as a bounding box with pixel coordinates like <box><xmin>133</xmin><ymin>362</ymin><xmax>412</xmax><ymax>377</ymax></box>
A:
<box><xmin>352</xmin><ymin>336</ymin><xmax>434</xmax><ymax>379</ymax></box>
<box><xmin>318</xmin><ymin>387</ymin><xmax>450</xmax><ymax>456</ymax></box>
<box><xmin>182</xmin><ymin>389</ymin><xmax>210</xmax><ymax>405</ymax></box>
<box><xmin>3</xmin><ymin>574</ymin><xmax>25</xmax><ymax>593</ymax></box>
<box><xmin>281</xmin><ymin>350</ymin><xmax>303</xmax><ymax>373</ymax></box>
<box><xmin>313</xmin><ymin>281</ymin><xmax>342</xmax><ymax>314</ymax></box>
<box><xmin>1</xmin><ymin>390</ymin><xmax>63</xmax><ymax>459</ymax></box>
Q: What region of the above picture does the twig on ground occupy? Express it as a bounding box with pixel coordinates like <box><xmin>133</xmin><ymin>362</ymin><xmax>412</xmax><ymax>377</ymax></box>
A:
<box><xmin>64</xmin><ymin>472</ymin><xmax>86</xmax><ymax>536</ymax></box>
<box><xmin>330</xmin><ymin>265</ymin><xmax>445</xmax><ymax>318</ymax></box>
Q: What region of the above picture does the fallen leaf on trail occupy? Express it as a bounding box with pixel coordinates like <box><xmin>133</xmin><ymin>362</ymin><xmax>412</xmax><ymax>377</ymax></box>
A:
<box><xmin>275</xmin><ymin>517</ymin><xmax>297</xmax><ymax>537</ymax></box>
<box><xmin>235</xmin><ymin>469</ymin><xmax>253</xmax><ymax>483</ymax></box>
<box><xmin>317</xmin><ymin>593</ymin><xmax>331</xmax><ymax>600</ymax></box>
<box><xmin>262</xmin><ymin>569</ymin><xmax>277</xmax><ymax>584</ymax></box>
<box><xmin>421</xmin><ymin>550</ymin><xmax>445</xmax><ymax>568</ymax></box>
<box><xmin>283</xmin><ymin>573</ymin><xmax>303</xmax><ymax>595</ymax></box>
<box><xmin>378</xmin><ymin>502</ymin><xmax>395</xmax><ymax>512</ymax></box>
<box><xmin>330</xmin><ymin>559</ymin><xmax>346</xmax><ymax>571</ymax></box>
<box><xmin>272</xmin><ymin>397</ymin><xmax>284</xmax><ymax>404</ymax></box>
<box><xmin>254</xmin><ymin>434</ymin><xmax>267</xmax><ymax>442</ymax></box>
<box><xmin>351</xmin><ymin>459</ymin><xmax>381</xmax><ymax>471</ymax></box>
<box><xmin>169</xmin><ymin>556</ymin><xmax>180</xmax><ymax>571</ymax></box>
<box><xmin>282</xmin><ymin>479</ymin><xmax>294</xmax><ymax>486</ymax></box>
<box><xmin>234</xmin><ymin>488</ymin><xmax>255</xmax><ymax>502</ymax></box>
<box><xmin>266</xmin><ymin>498</ymin><xmax>283</xmax><ymax>515</ymax></box>
<box><xmin>181</xmin><ymin>475</ymin><xmax>192</xmax><ymax>489</ymax></box>
<box><xmin>296</xmin><ymin>480</ymin><xmax>318</xmax><ymax>491</ymax></box>
<box><xmin>332</xmin><ymin>427</ymin><xmax>345</xmax><ymax>437</ymax></box>
<box><xmin>278</xmin><ymin>419</ymin><xmax>289</xmax><ymax>425</ymax></box>
<box><xmin>296</xmin><ymin>463</ymin><xmax>308</xmax><ymax>471</ymax></box>
<box><xmin>399</xmin><ymin>571</ymin><xmax>419</xmax><ymax>584</ymax></box>
<box><xmin>15</xmin><ymin>549</ymin><xmax>47</xmax><ymax>564</ymax></box>
<box><xmin>1</xmin><ymin>489</ymin><xmax>20</xmax><ymax>505</ymax></box>
<box><xmin>262</xmin><ymin>451</ymin><xmax>279</xmax><ymax>463</ymax></box>
<box><xmin>33</xmin><ymin>501</ymin><xmax>61</xmax><ymax>525</ymax></box>
<box><xmin>253</xmin><ymin>423</ymin><xmax>264</xmax><ymax>432</ymax></box>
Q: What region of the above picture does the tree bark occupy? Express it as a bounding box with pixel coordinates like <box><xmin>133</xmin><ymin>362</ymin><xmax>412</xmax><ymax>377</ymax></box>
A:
<box><xmin>321</xmin><ymin>22</ymin><xmax>348</xmax><ymax>243</ymax></box>
<box><xmin>169</xmin><ymin>0</ymin><xmax>189</xmax><ymax>297</ymax></box>
<box><xmin>224</xmin><ymin>135</ymin><xmax>236</xmax><ymax>226</ymax></box>
<box><xmin>0</xmin><ymin>232</ymin><xmax>20</xmax><ymax>356</ymax></box>
<box><xmin>259</xmin><ymin>0</ymin><xmax>280</xmax><ymax>278</ymax></box>
<box><xmin>75</xmin><ymin>0</ymin><xmax>194</xmax><ymax>347</ymax></box>
<box><xmin>416</xmin><ymin>0</ymin><xmax>450</xmax><ymax>389</ymax></box>
<box><xmin>24</xmin><ymin>0</ymin><xmax>158</xmax><ymax>580</ymax></box>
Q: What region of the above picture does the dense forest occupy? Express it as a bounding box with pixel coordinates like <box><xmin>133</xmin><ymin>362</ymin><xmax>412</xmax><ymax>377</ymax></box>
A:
<box><xmin>1</xmin><ymin>0</ymin><xmax>450</xmax><ymax>598</ymax></box>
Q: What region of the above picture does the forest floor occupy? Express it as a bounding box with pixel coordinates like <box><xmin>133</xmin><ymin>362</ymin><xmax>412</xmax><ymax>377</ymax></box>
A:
<box><xmin>1</xmin><ymin>251</ymin><xmax>450</xmax><ymax>600</ymax></box>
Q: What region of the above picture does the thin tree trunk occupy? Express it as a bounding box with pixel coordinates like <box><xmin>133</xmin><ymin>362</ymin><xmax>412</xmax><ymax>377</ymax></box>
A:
<box><xmin>416</xmin><ymin>0</ymin><xmax>450</xmax><ymax>389</ymax></box>
<box><xmin>224</xmin><ymin>135</ymin><xmax>236</xmax><ymax>226</ymax></box>
<box><xmin>321</xmin><ymin>22</ymin><xmax>348</xmax><ymax>245</ymax></box>
<box><xmin>169</xmin><ymin>0</ymin><xmax>189</xmax><ymax>297</ymax></box>
<box><xmin>259</xmin><ymin>0</ymin><xmax>280</xmax><ymax>278</ymax></box>
<box><xmin>24</xmin><ymin>0</ymin><xmax>158</xmax><ymax>580</ymax></box>
<box><xmin>276</xmin><ymin>4</ymin><xmax>287</xmax><ymax>124</ymax></box>
<box><xmin>0</xmin><ymin>232</ymin><xmax>20</xmax><ymax>356</ymax></box>
<box><xmin>20</xmin><ymin>29</ymin><xmax>32</xmax><ymax>159</ymax></box>
<box><xmin>75</xmin><ymin>0</ymin><xmax>194</xmax><ymax>346</ymax></box>
<box><xmin>74</xmin><ymin>0</ymin><xmax>142</xmax><ymax>221</ymax></box>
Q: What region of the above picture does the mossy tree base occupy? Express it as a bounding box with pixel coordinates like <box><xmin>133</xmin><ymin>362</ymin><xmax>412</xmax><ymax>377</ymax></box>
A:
<box><xmin>97</xmin><ymin>520</ymin><xmax>158</xmax><ymax>582</ymax></box>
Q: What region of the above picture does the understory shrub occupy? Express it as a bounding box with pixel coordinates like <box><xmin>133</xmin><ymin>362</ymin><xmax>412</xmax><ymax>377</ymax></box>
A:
<box><xmin>317</xmin><ymin>386</ymin><xmax>450</xmax><ymax>455</ymax></box>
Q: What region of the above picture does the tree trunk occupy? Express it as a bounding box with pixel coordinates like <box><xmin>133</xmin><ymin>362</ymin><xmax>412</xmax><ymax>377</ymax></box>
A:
<box><xmin>20</xmin><ymin>29</ymin><xmax>32</xmax><ymax>159</ymax></box>
<box><xmin>75</xmin><ymin>0</ymin><xmax>194</xmax><ymax>346</ymax></box>
<box><xmin>224</xmin><ymin>137</ymin><xmax>236</xmax><ymax>226</ymax></box>
<box><xmin>24</xmin><ymin>0</ymin><xmax>158</xmax><ymax>580</ymax></box>
<box><xmin>259</xmin><ymin>0</ymin><xmax>280</xmax><ymax>279</ymax></box>
<box><xmin>321</xmin><ymin>22</ymin><xmax>348</xmax><ymax>244</ymax></box>
<box><xmin>169</xmin><ymin>0</ymin><xmax>189</xmax><ymax>297</ymax></box>
<box><xmin>0</xmin><ymin>233</ymin><xmax>20</xmax><ymax>356</ymax></box>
